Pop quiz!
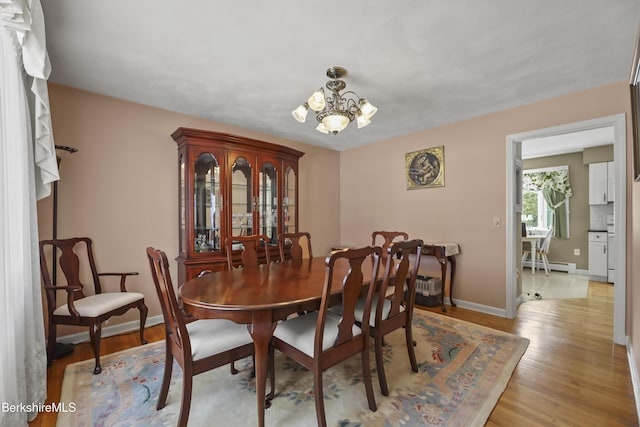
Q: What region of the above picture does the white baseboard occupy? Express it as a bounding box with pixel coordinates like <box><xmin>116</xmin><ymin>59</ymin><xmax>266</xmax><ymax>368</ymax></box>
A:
<box><xmin>626</xmin><ymin>337</ymin><xmax>640</xmax><ymax>425</ymax></box>
<box><xmin>522</xmin><ymin>260</ymin><xmax>577</xmax><ymax>274</ymax></box>
<box><xmin>444</xmin><ymin>297</ymin><xmax>506</xmax><ymax>318</ymax></box>
<box><xmin>56</xmin><ymin>314</ymin><xmax>164</xmax><ymax>345</ymax></box>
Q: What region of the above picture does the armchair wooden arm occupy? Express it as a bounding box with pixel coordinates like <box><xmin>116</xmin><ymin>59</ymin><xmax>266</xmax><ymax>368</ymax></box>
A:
<box><xmin>97</xmin><ymin>272</ymin><xmax>139</xmax><ymax>292</ymax></box>
<box><xmin>43</xmin><ymin>284</ymin><xmax>83</xmax><ymax>319</ymax></box>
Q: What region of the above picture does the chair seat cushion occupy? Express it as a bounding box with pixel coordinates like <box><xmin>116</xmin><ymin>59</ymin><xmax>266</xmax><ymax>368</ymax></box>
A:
<box><xmin>273</xmin><ymin>311</ymin><xmax>361</xmax><ymax>357</ymax></box>
<box><xmin>187</xmin><ymin>319</ymin><xmax>253</xmax><ymax>361</ymax></box>
<box><xmin>53</xmin><ymin>292</ymin><xmax>144</xmax><ymax>317</ymax></box>
<box><xmin>329</xmin><ymin>296</ymin><xmax>403</xmax><ymax>327</ymax></box>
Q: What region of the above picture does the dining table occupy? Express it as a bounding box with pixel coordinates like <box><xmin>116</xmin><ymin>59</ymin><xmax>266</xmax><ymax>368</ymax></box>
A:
<box><xmin>178</xmin><ymin>256</ymin><xmax>379</xmax><ymax>427</ymax></box>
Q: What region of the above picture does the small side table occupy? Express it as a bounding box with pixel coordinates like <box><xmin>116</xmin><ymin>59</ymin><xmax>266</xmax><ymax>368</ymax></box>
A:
<box><xmin>421</xmin><ymin>242</ymin><xmax>460</xmax><ymax>312</ymax></box>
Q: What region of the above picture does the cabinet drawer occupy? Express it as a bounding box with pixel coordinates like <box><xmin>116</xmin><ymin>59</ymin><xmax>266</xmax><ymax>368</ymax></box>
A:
<box><xmin>588</xmin><ymin>232</ymin><xmax>607</xmax><ymax>242</ymax></box>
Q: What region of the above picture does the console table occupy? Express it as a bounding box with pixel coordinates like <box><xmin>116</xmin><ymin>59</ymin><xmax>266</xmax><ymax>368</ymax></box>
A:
<box><xmin>421</xmin><ymin>242</ymin><xmax>460</xmax><ymax>312</ymax></box>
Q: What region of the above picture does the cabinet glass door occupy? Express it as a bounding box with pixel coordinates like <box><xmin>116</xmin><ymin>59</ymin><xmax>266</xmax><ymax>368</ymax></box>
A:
<box><xmin>284</xmin><ymin>166</ymin><xmax>297</xmax><ymax>233</ymax></box>
<box><xmin>259</xmin><ymin>162</ymin><xmax>277</xmax><ymax>244</ymax></box>
<box><xmin>193</xmin><ymin>153</ymin><xmax>221</xmax><ymax>253</ymax></box>
<box><xmin>179</xmin><ymin>153</ymin><xmax>186</xmax><ymax>253</ymax></box>
<box><xmin>231</xmin><ymin>156</ymin><xmax>253</xmax><ymax>237</ymax></box>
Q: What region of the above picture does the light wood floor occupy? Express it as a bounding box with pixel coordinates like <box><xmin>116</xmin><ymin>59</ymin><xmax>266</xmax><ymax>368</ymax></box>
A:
<box><xmin>30</xmin><ymin>281</ymin><xmax>637</xmax><ymax>426</ymax></box>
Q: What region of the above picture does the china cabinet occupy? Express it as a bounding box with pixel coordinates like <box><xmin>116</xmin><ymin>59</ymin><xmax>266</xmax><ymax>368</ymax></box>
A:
<box><xmin>172</xmin><ymin>127</ymin><xmax>304</xmax><ymax>283</ymax></box>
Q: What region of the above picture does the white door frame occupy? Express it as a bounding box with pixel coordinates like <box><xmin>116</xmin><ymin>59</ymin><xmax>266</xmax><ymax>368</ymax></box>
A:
<box><xmin>505</xmin><ymin>114</ymin><xmax>627</xmax><ymax>344</ymax></box>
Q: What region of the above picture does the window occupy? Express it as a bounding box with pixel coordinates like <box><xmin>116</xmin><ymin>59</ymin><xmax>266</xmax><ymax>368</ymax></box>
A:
<box><xmin>522</xmin><ymin>166</ymin><xmax>571</xmax><ymax>238</ymax></box>
<box><xmin>521</xmin><ymin>189</ymin><xmax>554</xmax><ymax>229</ymax></box>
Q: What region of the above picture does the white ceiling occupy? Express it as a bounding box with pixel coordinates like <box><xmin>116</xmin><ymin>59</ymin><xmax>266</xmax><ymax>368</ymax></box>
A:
<box><xmin>522</xmin><ymin>126</ymin><xmax>614</xmax><ymax>159</ymax></box>
<box><xmin>41</xmin><ymin>1</ymin><xmax>640</xmax><ymax>151</ymax></box>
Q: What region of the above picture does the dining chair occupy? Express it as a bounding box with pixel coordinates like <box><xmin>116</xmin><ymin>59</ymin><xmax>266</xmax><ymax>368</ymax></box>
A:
<box><xmin>225</xmin><ymin>234</ymin><xmax>272</xmax><ymax>374</ymax></box>
<box><xmin>521</xmin><ymin>230</ymin><xmax>540</xmax><ymax>270</ymax></box>
<box><xmin>522</xmin><ymin>228</ymin><xmax>553</xmax><ymax>274</ymax></box>
<box><xmin>278</xmin><ymin>231</ymin><xmax>313</xmax><ymax>261</ymax></box>
<box><xmin>146</xmin><ymin>247</ymin><xmax>260</xmax><ymax>427</ymax></box>
<box><xmin>536</xmin><ymin>228</ymin><xmax>554</xmax><ymax>274</ymax></box>
<box><xmin>194</xmin><ymin>267</ymin><xmax>254</xmax><ymax>375</ymax></box>
<box><xmin>39</xmin><ymin>237</ymin><xmax>148</xmax><ymax>374</ymax></box>
<box><xmin>366</xmin><ymin>239</ymin><xmax>423</xmax><ymax>396</ymax></box>
<box><xmin>371</xmin><ymin>230</ymin><xmax>409</xmax><ymax>257</ymax></box>
<box><xmin>271</xmin><ymin>246</ymin><xmax>382</xmax><ymax>426</ymax></box>
<box><xmin>225</xmin><ymin>234</ymin><xmax>271</xmax><ymax>270</ymax></box>
<box><xmin>329</xmin><ymin>239</ymin><xmax>423</xmax><ymax>395</ymax></box>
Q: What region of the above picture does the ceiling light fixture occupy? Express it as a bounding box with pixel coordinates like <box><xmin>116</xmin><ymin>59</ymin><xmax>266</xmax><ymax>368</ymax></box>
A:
<box><xmin>292</xmin><ymin>66</ymin><xmax>377</xmax><ymax>135</ymax></box>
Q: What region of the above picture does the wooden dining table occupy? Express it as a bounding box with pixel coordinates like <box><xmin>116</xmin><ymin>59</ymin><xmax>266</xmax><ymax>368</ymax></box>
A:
<box><xmin>178</xmin><ymin>256</ymin><xmax>378</xmax><ymax>427</ymax></box>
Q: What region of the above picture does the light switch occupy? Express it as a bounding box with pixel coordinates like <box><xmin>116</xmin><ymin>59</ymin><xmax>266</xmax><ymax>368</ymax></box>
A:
<box><xmin>492</xmin><ymin>217</ymin><xmax>501</xmax><ymax>228</ymax></box>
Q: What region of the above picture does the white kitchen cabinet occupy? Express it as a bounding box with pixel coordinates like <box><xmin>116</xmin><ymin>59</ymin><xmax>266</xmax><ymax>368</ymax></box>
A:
<box><xmin>589</xmin><ymin>162</ymin><xmax>608</xmax><ymax>205</ymax></box>
<box><xmin>588</xmin><ymin>231</ymin><xmax>608</xmax><ymax>278</ymax></box>
<box><xmin>607</xmin><ymin>161</ymin><xmax>615</xmax><ymax>202</ymax></box>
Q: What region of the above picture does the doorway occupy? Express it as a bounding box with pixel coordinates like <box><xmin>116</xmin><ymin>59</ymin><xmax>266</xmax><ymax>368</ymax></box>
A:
<box><xmin>505</xmin><ymin>114</ymin><xmax>627</xmax><ymax>344</ymax></box>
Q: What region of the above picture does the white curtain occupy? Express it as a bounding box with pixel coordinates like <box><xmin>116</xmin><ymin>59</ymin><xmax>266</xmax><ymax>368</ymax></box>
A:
<box><xmin>0</xmin><ymin>0</ymin><xmax>58</xmax><ymax>425</ymax></box>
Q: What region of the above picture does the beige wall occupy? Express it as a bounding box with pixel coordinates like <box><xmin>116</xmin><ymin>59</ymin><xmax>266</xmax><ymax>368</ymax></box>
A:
<box><xmin>523</xmin><ymin>152</ymin><xmax>590</xmax><ymax>270</ymax></box>
<box><xmin>339</xmin><ymin>81</ymin><xmax>632</xmax><ymax>312</ymax></box>
<box><xmin>41</xmin><ymin>81</ymin><xmax>640</xmax><ymax>379</ymax></box>
<box><xmin>583</xmin><ymin>145</ymin><xmax>615</xmax><ymax>164</ymax></box>
<box><xmin>39</xmin><ymin>84</ymin><xmax>341</xmax><ymax>335</ymax></box>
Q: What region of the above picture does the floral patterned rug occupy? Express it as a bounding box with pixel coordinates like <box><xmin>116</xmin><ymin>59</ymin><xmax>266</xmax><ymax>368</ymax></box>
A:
<box><xmin>58</xmin><ymin>310</ymin><xmax>528</xmax><ymax>427</ymax></box>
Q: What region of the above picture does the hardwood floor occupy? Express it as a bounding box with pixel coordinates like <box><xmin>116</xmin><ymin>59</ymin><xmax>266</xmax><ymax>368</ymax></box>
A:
<box><xmin>30</xmin><ymin>281</ymin><xmax>637</xmax><ymax>426</ymax></box>
<box><xmin>427</xmin><ymin>281</ymin><xmax>637</xmax><ymax>427</ymax></box>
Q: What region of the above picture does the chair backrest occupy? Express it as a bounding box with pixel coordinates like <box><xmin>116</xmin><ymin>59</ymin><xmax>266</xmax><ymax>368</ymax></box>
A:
<box><xmin>317</xmin><ymin>246</ymin><xmax>382</xmax><ymax>354</ymax></box>
<box><xmin>539</xmin><ymin>228</ymin><xmax>554</xmax><ymax>253</ymax></box>
<box><xmin>371</xmin><ymin>231</ymin><xmax>409</xmax><ymax>258</ymax></box>
<box><xmin>377</xmin><ymin>239</ymin><xmax>424</xmax><ymax>322</ymax></box>
<box><xmin>225</xmin><ymin>234</ymin><xmax>271</xmax><ymax>269</ymax></box>
<box><xmin>278</xmin><ymin>232</ymin><xmax>313</xmax><ymax>261</ymax></box>
<box><xmin>146</xmin><ymin>247</ymin><xmax>191</xmax><ymax>357</ymax></box>
<box><xmin>39</xmin><ymin>237</ymin><xmax>102</xmax><ymax>304</ymax></box>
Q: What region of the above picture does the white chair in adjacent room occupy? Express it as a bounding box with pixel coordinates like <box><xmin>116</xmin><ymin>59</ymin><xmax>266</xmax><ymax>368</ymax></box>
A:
<box><xmin>535</xmin><ymin>228</ymin><xmax>554</xmax><ymax>274</ymax></box>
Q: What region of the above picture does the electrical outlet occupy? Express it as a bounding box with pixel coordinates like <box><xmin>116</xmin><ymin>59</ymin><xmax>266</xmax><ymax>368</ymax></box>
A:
<box><xmin>574</xmin><ymin>249</ymin><xmax>580</xmax><ymax>256</ymax></box>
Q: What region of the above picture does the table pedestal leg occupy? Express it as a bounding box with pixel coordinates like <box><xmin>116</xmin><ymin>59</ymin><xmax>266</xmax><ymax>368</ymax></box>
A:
<box><xmin>448</xmin><ymin>255</ymin><xmax>457</xmax><ymax>307</ymax></box>
<box><xmin>437</xmin><ymin>256</ymin><xmax>457</xmax><ymax>311</ymax></box>
<box><xmin>249</xmin><ymin>311</ymin><xmax>276</xmax><ymax>427</ymax></box>
<box><xmin>437</xmin><ymin>257</ymin><xmax>448</xmax><ymax>312</ymax></box>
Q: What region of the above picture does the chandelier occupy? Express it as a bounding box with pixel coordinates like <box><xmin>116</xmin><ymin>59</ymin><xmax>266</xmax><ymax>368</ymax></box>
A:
<box><xmin>292</xmin><ymin>66</ymin><xmax>377</xmax><ymax>135</ymax></box>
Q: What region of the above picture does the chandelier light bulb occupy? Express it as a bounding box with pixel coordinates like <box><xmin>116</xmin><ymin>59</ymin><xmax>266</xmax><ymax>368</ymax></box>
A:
<box><xmin>315</xmin><ymin>122</ymin><xmax>329</xmax><ymax>134</ymax></box>
<box><xmin>307</xmin><ymin>89</ymin><xmax>326</xmax><ymax>111</ymax></box>
<box><xmin>292</xmin><ymin>104</ymin><xmax>309</xmax><ymax>123</ymax></box>
<box><xmin>322</xmin><ymin>113</ymin><xmax>350</xmax><ymax>134</ymax></box>
<box><xmin>358</xmin><ymin>99</ymin><xmax>377</xmax><ymax>119</ymax></box>
<box><xmin>356</xmin><ymin>110</ymin><xmax>371</xmax><ymax>129</ymax></box>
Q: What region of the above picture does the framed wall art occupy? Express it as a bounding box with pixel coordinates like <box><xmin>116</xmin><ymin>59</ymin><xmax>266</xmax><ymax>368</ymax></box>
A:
<box><xmin>405</xmin><ymin>146</ymin><xmax>444</xmax><ymax>190</ymax></box>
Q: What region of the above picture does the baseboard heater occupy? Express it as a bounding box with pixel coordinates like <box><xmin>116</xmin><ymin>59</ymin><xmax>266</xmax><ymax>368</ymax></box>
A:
<box><xmin>522</xmin><ymin>260</ymin><xmax>576</xmax><ymax>274</ymax></box>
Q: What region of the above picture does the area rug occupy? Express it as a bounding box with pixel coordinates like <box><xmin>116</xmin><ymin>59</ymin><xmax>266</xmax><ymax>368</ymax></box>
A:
<box><xmin>58</xmin><ymin>310</ymin><xmax>528</xmax><ymax>427</ymax></box>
